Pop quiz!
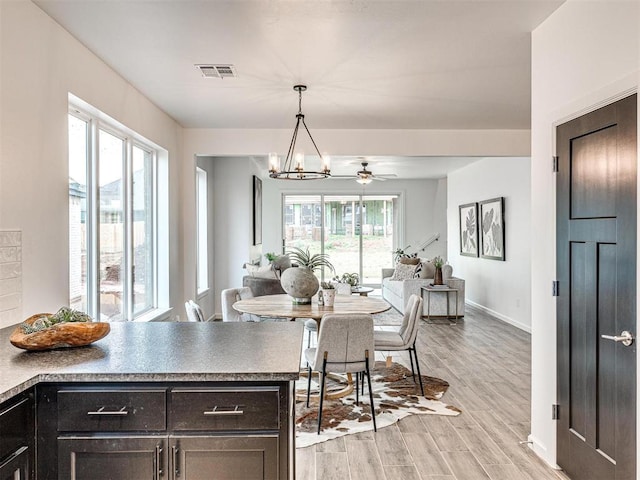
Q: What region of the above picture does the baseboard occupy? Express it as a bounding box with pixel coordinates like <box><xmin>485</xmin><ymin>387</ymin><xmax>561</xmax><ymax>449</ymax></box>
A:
<box><xmin>466</xmin><ymin>300</ymin><xmax>531</xmax><ymax>333</ymax></box>
<box><xmin>527</xmin><ymin>434</ymin><xmax>562</xmax><ymax>470</ymax></box>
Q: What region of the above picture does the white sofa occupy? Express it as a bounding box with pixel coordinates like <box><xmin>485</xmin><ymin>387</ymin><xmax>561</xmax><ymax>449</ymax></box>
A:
<box><xmin>381</xmin><ymin>263</ymin><xmax>465</xmax><ymax>317</ymax></box>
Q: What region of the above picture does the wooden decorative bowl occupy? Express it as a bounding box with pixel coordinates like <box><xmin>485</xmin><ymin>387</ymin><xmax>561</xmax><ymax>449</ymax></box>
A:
<box><xmin>9</xmin><ymin>313</ymin><xmax>110</xmax><ymax>351</ymax></box>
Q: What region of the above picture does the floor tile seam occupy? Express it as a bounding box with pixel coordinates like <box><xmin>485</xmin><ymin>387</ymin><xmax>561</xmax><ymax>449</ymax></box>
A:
<box><xmin>446</xmin><ymin>416</ymin><xmax>516</xmax><ymax>468</ymax></box>
<box><xmin>344</xmin><ymin>436</ymin><xmax>389</xmax><ymax>480</ymax></box>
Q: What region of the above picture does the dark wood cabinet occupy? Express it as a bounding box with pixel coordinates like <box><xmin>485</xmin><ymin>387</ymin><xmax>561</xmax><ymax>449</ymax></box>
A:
<box><xmin>172</xmin><ymin>435</ymin><xmax>279</xmax><ymax>480</ymax></box>
<box><xmin>38</xmin><ymin>382</ymin><xmax>292</xmax><ymax>480</ymax></box>
<box><xmin>0</xmin><ymin>392</ymin><xmax>34</xmax><ymax>480</ymax></box>
<box><xmin>58</xmin><ymin>436</ymin><xmax>165</xmax><ymax>480</ymax></box>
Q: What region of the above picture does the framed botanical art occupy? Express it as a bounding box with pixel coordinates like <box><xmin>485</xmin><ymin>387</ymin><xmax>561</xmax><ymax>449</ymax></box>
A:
<box><xmin>253</xmin><ymin>175</ymin><xmax>262</xmax><ymax>245</ymax></box>
<box><xmin>459</xmin><ymin>202</ymin><xmax>478</xmax><ymax>257</ymax></box>
<box><xmin>479</xmin><ymin>197</ymin><xmax>505</xmax><ymax>261</ymax></box>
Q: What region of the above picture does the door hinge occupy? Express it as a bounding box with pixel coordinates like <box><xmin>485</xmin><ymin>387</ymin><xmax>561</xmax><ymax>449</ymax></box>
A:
<box><xmin>552</xmin><ymin>280</ymin><xmax>559</xmax><ymax>297</ymax></box>
<box><xmin>553</xmin><ymin>155</ymin><xmax>559</xmax><ymax>173</ymax></box>
<box><xmin>552</xmin><ymin>404</ymin><xmax>560</xmax><ymax>420</ymax></box>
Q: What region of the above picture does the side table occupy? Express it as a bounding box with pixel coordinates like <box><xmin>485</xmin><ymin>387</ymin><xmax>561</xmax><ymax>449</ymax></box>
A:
<box><xmin>351</xmin><ymin>286</ymin><xmax>373</xmax><ymax>296</ymax></box>
<box><xmin>421</xmin><ymin>285</ymin><xmax>459</xmax><ymax>325</ymax></box>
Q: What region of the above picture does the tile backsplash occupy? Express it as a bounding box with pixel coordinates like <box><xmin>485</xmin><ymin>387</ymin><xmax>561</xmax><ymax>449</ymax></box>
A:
<box><xmin>0</xmin><ymin>231</ymin><xmax>21</xmax><ymax>328</ymax></box>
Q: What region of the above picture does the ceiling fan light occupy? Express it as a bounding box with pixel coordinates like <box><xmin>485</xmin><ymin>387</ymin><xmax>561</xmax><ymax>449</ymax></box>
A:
<box><xmin>357</xmin><ymin>176</ymin><xmax>373</xmax><ymax>185</ymax></box>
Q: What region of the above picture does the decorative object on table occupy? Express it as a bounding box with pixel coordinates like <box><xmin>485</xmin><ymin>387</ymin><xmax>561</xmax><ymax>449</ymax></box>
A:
<box><xmin>10</xmin><ymin>307</ymin><xmax>110</xmax><ymax>351</ymax></box>
<box><xmin>252</xmin><ymin>175</ymin><xmax>262</xmax><ymax>245</ymax></box>
<box><xmin>334</xmin><ymin>272</ymin><xmax>359</xmax><ymax>287</ymax></box>
<box><xmin>479</xmin><ymin>197</ymin><xmax>505</xmax><ymax>261</ymax></box>
<box><xmin>280</xmin><ymin>247</ymin><xmax>334</xmax><ymax>304</ymax></box>
<box><xmin>432</xmin><ymin>255</ymin><xmax>445</xmax><ymax>285</ymax></box>
<box><xmin>268</xmin><ymin>85</ymin><xmax>331</xmax><ymax>180</ymax></box>
<box><xmin>295</xmin><ymin>361</ymin><xmax>460</xmax><ymax>448</ymax></box>
<box><xmin>264</xmin><ymin>252</ymin><xmax>277</xmax><ymax>263</ymax></box>
<box><xmin>459</xmin><ymin>202</ymin><xmax>479</xmax><ymax>257</ymax></box>
<box><xmin>320</xmin><ymin>282</ymin><xmax>336</xmax><ymax>307</ymax></box>
<box><xmin>331</xmin><ymin>272</ymin><xmax>359</xmax><ymax>295</ymax></box>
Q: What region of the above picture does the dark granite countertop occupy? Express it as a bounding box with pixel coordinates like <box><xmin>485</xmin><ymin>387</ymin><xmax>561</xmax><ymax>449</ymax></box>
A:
<box><xmin>0</xmin><ymin>321</ymin><xmax>304</xmax><ymax>404</ymax></box>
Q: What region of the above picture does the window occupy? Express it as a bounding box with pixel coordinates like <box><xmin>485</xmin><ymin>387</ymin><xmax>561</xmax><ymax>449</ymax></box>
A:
<box><xmin>283</xmin><ymin>194</ymin><xmax>398</xmax><ymax>285</ymax></box>
<box><xmin>69</xmin><ymin>104</ymin><xmax>160</xmax><ymax>321</ymax></box>
<box><xmin>196</xmin><ymin>167</ymin><xmax>208</xmax><ymax>294</ymax></box>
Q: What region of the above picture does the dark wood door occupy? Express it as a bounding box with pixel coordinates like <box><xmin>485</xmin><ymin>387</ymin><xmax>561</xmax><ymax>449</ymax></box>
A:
<box><xmin>557</xmin><ymin>93</ymin><xmax>637</xmax><ymax>480</ymax></box>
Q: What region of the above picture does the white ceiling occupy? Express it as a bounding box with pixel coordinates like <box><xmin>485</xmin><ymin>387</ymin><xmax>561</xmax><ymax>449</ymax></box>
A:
<box><xmin>34</xmin><ymin>0</ymin><xmax>563</xmax><ymax>177</ymax></box>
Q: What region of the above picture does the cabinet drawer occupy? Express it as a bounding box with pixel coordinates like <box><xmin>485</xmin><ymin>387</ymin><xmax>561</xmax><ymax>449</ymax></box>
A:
<box><xmin>0</xmin><ymin>395</ymin><xmax>32</xmax><ymax>461</ymax></box>
<box><xmin>170</xmin><ymin>387</ymin><xmax>280</xmax><ymax>431</ymax></box>
<box><xmin>57</xmin><ymin>389</ymin><xmax>166</xmax><ymax>432</ymax></box>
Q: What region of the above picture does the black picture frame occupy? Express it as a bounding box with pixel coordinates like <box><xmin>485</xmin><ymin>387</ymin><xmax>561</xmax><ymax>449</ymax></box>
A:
<box><xmin>479</xmin><ymin>197</ymin><xmax>505</xmax><ymax>261</ymax></box>
<box><xmin>253</xmin><ymin>176</ymin><xmax>262</xmax><ymax>245</ymax></box>
<box><xmin>459</xmin><ymin>202</ymin><xmax>479</xmax><ymax>257</ymax></box>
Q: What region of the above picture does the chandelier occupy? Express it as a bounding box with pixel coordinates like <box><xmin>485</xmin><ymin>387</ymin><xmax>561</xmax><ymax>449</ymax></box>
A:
<box><xmin>268</xmin><ymin>85</ymin><xmax>331</xmax><ymax>180</ymax></box>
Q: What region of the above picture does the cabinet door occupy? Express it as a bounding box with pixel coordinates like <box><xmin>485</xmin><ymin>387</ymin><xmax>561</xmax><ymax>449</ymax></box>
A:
<box><xmin>58</xmin><ymin>436</ymin><xmax>166</xmax><ymax>480</ymax></box>
<box><xmin>0</xmin><ymin>446</ymin><xmax>29</xmax><ymax>480</ymax></box>
<box><xmin>171</xmin><ymin>436</ymin><xmax>279</xmax><ymax>480</ymax></box>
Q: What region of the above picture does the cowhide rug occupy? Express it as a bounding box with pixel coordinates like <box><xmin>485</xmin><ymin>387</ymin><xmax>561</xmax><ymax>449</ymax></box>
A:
<box><xmin>295</xmin><ymin>361</ymin><xmax>461</xmax><ymax>448</ymax></box>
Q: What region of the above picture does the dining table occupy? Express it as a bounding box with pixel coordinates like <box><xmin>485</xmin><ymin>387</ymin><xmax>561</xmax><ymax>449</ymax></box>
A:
<box><xmin>232</xmin><ymin>293</ymin><xmax>391</xmax><ymax>322</ymax></box>
<box><xmin>232</xmin><ymin>293</ymin><xmax>392</xmax><ymax>401</ymax></box>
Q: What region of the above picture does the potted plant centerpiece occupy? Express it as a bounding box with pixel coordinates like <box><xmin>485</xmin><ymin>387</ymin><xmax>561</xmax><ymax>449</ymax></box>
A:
<box><xmin>320</xmin><ymin>281</ymin><xmax>336</xmax><ymax>307</ymax></box>
<box><xmin>280</xmin><ymin>247</ymin><xmax>334</xmax><ymax>304</ymax></box>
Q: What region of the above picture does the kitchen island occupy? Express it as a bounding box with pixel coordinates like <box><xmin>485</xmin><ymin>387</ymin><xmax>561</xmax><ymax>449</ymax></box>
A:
<box><xmin>0</xmin><ymin>321</ymin><xmax>304</xmax><ymax>479</ymax></box>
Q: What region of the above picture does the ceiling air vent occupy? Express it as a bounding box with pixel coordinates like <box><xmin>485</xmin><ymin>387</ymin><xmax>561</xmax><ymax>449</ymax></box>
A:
<box><xmin>195</xmin><ymin>64</ymin><xmax>238</xmax><ymax>79</ymax></box>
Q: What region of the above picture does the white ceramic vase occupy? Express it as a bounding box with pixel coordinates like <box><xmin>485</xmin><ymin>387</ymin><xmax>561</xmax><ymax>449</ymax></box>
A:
<box><xmin>322</xmin><ymin>289</ymin><xmax>336</xmax><ymax>307</ymax></box>
<box><xmin>280</xmin><ymin>267</ymin><xmax>319</xmax><ymax>304</ymax></box>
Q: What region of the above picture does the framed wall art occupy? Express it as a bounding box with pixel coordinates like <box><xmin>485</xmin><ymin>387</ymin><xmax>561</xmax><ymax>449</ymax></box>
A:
<box><xmin>479</xmin><ymin>197</ymin><xmax>505</xmax><ymax>261</ymax></box>
<box><xmin>253</xmin><ymin>175</ymin><xmax>262</xmax><ymax>245</ymax></box>
<box><xmin>459</xmin><ymin>202</ymin><xmax>478</xmax><ymax>257</ymax></box>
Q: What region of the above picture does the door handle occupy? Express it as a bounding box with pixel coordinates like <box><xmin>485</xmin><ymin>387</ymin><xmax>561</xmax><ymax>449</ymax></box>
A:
<box><xmin>601</xmin><ymin>330</ymin><xmax>634</xmax><ymax>347</ymax></box>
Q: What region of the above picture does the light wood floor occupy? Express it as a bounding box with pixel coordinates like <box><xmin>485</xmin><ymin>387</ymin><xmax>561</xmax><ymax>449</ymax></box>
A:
<box><xmin>295</xmin><ymin>305</ymin><xmax>570</xmax><ymax>480</ymax></box>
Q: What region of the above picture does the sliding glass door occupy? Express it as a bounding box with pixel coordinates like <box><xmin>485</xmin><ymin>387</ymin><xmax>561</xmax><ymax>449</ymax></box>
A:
<box><xmin>283</xmin><ymin>194</ymin><xmax>398</xmax><ymax>285</ymax></box>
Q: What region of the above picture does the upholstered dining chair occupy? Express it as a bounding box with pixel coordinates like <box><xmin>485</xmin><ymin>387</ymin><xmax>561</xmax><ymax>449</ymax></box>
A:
<box><xmin>184</xmin><ymin>300</ymin><xmax>205</xmax><ymax>322</ymax></box>
<box><xmin>304</xmin><ymin>313</ymin><xmax>377</xmax><ymax>434</ymax></box>
<box><xmin>221</xmin><ymin>287</ymin><xmax>258</xmax><ymax>322</ymax></box>
<box><xmin>373</xmin><ymin>294</ymin><xmax>425</xmax><ymax>395</ymax></box>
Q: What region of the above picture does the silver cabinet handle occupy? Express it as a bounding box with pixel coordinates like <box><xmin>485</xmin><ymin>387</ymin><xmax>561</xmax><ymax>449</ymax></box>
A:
<box><xmin>601</xmin><ymin>330</ymin><xmax>634</xmax><ymax>347</ymax></box>
<box><xmin>87</xmin><ymin>406</ymin><xmax>129</xmax><ymax>416</ymax></box>
<box><xmin>172</xmin><ymin>445</ymin><xmax>180</xmax><ymax>478</ymax></box>
<box><xmin>155</xmin><ymin>443</ymin><xmax>164</xmax><ymax>478</ymax></box>
<box><xmin>203</xmin><ymin>405</ymin><xmax>244</xmax><ymax>416</ymax></box>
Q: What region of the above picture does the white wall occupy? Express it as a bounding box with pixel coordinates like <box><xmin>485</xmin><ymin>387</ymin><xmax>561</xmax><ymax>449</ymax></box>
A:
<box><xmin>447</xmin><ymin>157</ymin><xmax>531</xmax><ymax>331</ymax></box>
<box><xmin>531</xmin><ymin>0</ymin><xmax>639</xmax><ymax>469</ymax></box>
<box><xmin>198</xmin><ymin>157</ymin><xmax>261</xmax><ymax>318</ymax></box>
<box><xmin>0</xmin><ymin>1</ymin><xmax>183</xmax><ymax>327</ymax></box>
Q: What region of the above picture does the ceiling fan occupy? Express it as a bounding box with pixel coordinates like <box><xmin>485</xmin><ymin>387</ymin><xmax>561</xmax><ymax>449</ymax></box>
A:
<box><xmin>333</xmin><ymin>162</ymin><xmax>397</xmax><ymax>184</ymax></box>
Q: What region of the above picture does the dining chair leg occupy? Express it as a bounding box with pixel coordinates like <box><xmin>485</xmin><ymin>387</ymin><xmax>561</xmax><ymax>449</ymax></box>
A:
<box><xmin>361</xmin><ymin>371</ymin><xmax>365</xmax><ymax>396</ymax></box>
<box><xmin>317</xmin><ymin>354</ymin><xmax>328</xmax><ymax>434</ymax></box>
<box><xmin>408</xmin><ymin>347</ymin><xmax>416</xmax><ymax>378</ymax></box>
<box><xmin>364</xmin><ymin>351</ymin><xmax>377</xmax><ymax>432</ymax></box>
<box><xmin>306</xmin><ymin>365</ymin><xmax>312</xmax><ymax>408</ymax></box>
<box><xmin>355</xmin><ymin>371</ymin><xmax>360</xmax><ymax>405</ymax></box>
<box><xmin>412</xmin><ymin>343</ymin><xmax>424</xmax><ymax>396</ymax></box>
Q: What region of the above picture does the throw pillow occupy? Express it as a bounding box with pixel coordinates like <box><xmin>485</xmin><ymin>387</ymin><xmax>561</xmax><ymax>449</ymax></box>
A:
<box><xmin>271</xmin><ymin>255</ymin><xmax>292</xmax><ymax>278</ymax></box>
<box><xmin>399</xmin><ymin>256</ymin><xmax>420</xmax><ymax>265</ymax></box>
<box><xmin>419</xmin><ymin>260</ymin><xmax>436</xmax><ymax>279</ymax></box>
<box><xmin>391</xmin><ymin>262</ymin><xmax>418</xmax><ymax>281</ymax></box>
<box><xmin>396</xmin><ymin>252</ymin><xmax>418</xmax><ymax>264</ymax></box>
